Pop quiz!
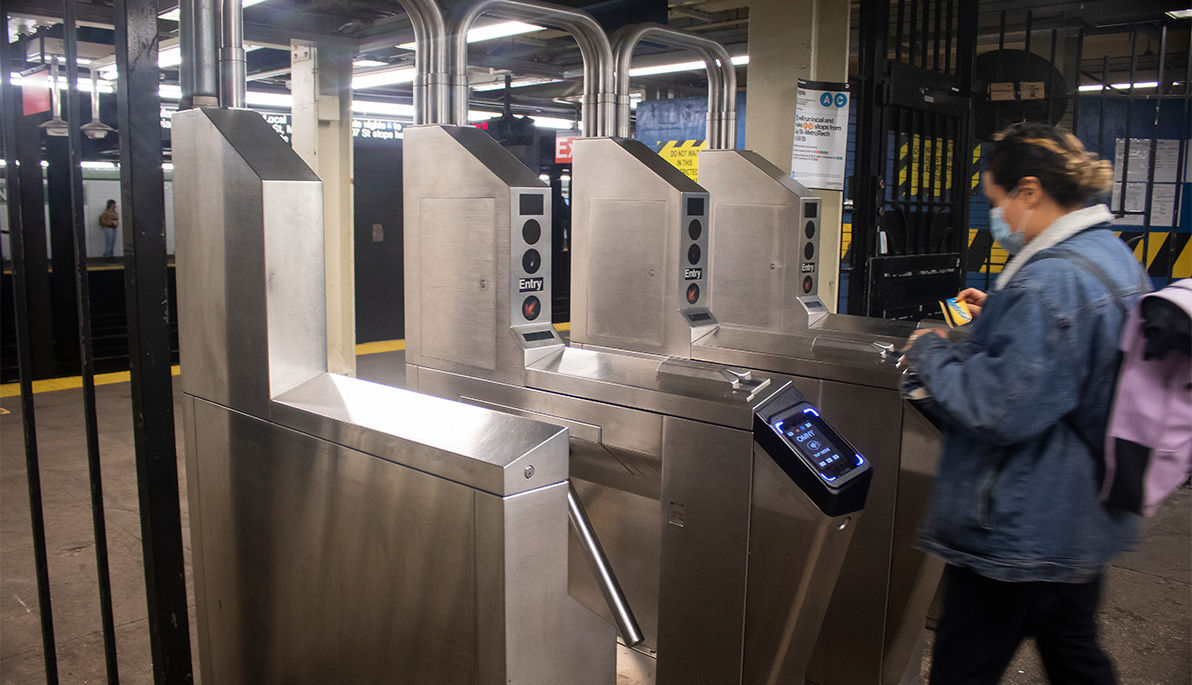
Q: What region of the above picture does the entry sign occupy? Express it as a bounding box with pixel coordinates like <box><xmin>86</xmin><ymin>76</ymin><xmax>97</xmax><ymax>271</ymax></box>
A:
<box><xmin>556</xmin><ymin>134</ymin><xmax>578</xmax><ymax>163</ymax></box>
<box><xmin>790</xmin><ymin>79</ymin><xmax>850</xmax><ymax>191</ymax></box>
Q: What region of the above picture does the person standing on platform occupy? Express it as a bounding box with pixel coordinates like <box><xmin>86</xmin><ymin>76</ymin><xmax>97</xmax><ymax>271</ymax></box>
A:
<box><xmin>903</xmin><ymin>122</ymin><xmax>1151</xmax><ymax>685</ymax></box>
<box><xmin>99</xmin><ymin>199</ymin><xmax>119</xmax><ymax>261</ymax></box>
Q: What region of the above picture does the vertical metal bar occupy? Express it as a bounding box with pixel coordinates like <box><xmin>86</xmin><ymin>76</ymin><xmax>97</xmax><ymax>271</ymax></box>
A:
<box><xmin>917</xmin><ymin>109</ymin><xmax>928</xmax><ymax>253</ymax></box>
<box><xmin>1139</xmin><ymin>25</ymin><xmax>1166</xmax><ymax>283</ymax></box>
<box><xmin>909</xmin><ymin>0</ymin><xmax>919</xmax><ymax>69</ymax></box>
<box><xmin>1097</xmin><ymin>56</ymin><xmax>1109</xmax><ymax>160</ymax></box>
<box><xmin>895</xmin><ymin>0</ymin><xmax>906</xmax><ymax>64</ymax></box>
<box><xmin>62</xmin><ymin>4</ymin><xmax>121</xmax><ymax>680</ymax></box>
<box><xmin>955</xmin><ymin>0</ymin><xmax>978</xmax><ymax>293</ymax></box>
<box><xmin>113</xmin><ymin>0</ymin><xmax>196</xmax><ymax>681</ymax></box>
<box><xmin>1170</xmin><ymin>26</ymin><xmax>1192</xmax><ymax>285</ymax></box>
<box><xmin>944</xmin><ymin>0</ymin><xmax>954</xmax><ymax>75</ymax></box>
<box><xmin>1</xmin><ymin>13</ymin><xmax>60</xmax><ymax>683</ymax></box>
<box><xmin>933</xmin><ymin>0</ymin><xmax>943</xmax><ymax>72</ymax></box>
<box><xmin>920</xmin><ymin>0</ymin><xmax>929</xmax><ymax>69</ymax></box>
<box><xmin>1120</xmin><ymin>28</ymin><xmax>1139</xmax><ymax>217</ymax></box>
<box><xmin>849</xmin><ymin>0</ymin><xmax>891</xmax><ymax>315</ymax></box>
<box><xmin>1022</xmin><ymin>10</ymin><xmax>1033</xmax><ymax>124</ymax></box>
<box><xmin>1072</xmin><ymin>28</ymin><xmax>1084</xmax><ymax>137</ymax></box>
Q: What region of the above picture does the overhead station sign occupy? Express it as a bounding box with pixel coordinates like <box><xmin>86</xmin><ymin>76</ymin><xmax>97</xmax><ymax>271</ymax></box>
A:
<box><xmin>790</xmin><ymin>79</ymin><xmax>850</xmax><ymax>191</ymax></box>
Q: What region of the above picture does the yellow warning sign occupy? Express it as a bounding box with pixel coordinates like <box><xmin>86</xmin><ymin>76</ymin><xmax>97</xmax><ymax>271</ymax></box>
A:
<box><xmin>657</xmin><ymin>140</ymin><xmax>706</xmax><ymax>181</ymax></box>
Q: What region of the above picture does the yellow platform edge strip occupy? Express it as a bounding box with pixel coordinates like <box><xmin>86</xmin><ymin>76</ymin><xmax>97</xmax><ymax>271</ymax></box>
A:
<box><xmin>3</xmin><ymin>323</ymin><xmax>575</xmax><ymax>398</ymax></box>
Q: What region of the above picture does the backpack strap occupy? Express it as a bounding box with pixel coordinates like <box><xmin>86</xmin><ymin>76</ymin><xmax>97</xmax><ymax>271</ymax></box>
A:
<box><xmin>1023</xmin><ymin>247</ymin><xmax>1150</xmax><ymax>480</ymax></box>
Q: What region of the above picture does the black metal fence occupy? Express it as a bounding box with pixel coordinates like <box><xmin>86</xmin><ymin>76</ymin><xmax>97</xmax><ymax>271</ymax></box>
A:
<box><xmin>2</xmin><ymin>0</ymin><xmax>194</xmax><ymax>681</ymax></box>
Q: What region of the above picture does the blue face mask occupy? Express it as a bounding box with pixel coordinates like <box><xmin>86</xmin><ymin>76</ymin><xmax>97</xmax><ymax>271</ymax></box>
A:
<box><xmin>989</xmin><ymin>187</ymin><xmax>1028</xmax><ymax>255</ymax></box>
<box><xmin>990</xmin><ymin>207</ymin><xmax>1026</xmax><ymax>255</ymax></box>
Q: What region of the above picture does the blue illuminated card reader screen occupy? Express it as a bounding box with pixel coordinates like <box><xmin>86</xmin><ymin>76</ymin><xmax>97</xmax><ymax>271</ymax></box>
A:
<box><xmin>773</xmin><ymin>406</ymin><xmax>866</xmax><ymax>485</ymax></box>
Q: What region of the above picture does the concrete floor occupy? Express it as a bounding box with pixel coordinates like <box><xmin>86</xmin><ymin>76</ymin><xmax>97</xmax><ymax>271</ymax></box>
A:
<box><xmin>1</xmin><ymin>351</ymin><xmax>1188</xmax><ymax>683</ymax></box>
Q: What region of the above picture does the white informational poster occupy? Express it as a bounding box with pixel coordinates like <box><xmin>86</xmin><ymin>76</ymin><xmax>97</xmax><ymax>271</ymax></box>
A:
<box><xmin>1110</xmin><ymin>138</ymin><xmax>1190</xmax><ymax>227</ymax></box>
<box><xmin>790</xmin><ymin>79</ymin><xmax>851</xmax><ymax>191</ymax></box>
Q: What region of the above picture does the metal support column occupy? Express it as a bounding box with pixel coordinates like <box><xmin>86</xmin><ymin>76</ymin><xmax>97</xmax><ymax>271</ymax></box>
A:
<box><xmin>1</xmin><ymin>12</ymin><xmax>59</xmax><ymax>682</ymax></box>
<box><xmin>113</xmin><ymin>0</ymin><xmax>195</xmax><ymax>681</ymax></box>
<box><xmin>15</xmin><ymin>109</ymin><xmax>55</xmax><ymax>379</ymax></box>
<box><xmin>291</xmin><ymin>40</ymin><xmax>356</xmax><ymax>376</ymax></box>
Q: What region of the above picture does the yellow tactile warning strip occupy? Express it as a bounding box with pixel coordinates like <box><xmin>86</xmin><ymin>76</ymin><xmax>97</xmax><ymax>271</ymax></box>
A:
<box><xmin>0</xmin><ymin>366</ymin><xmax>182</xmax><ymax>398</ymax></box>
<box><xmin>0</xmin><ymin>322</ymin><xmax>575</xmax><ymax>397</ymax></box>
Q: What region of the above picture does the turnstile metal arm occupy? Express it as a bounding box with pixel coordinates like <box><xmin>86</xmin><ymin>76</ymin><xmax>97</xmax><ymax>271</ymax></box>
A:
<box><xmin>567</xmin><ymin>483</ymin><xmax>644</xmax><ymax>647</ymax></box>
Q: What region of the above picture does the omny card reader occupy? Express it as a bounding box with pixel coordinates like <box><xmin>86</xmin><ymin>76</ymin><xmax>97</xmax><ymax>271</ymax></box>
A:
<box><xmin>755</xmin><ymin>385</ymin><xmax>872</xmax><ymax>517</ymax></box>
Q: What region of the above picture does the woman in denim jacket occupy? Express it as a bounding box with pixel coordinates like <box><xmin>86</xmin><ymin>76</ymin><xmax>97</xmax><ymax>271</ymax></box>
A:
<box><xmin>904</xmin><ymin>123</ymin><xmax>1150</xmax><ymax>685</ymax></box>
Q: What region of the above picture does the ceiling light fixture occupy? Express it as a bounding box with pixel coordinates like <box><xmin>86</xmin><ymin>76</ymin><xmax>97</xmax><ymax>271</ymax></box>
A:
<box><xmin>352</xmin><ymin>67</ymin><xmax>417</xmax><ymax>90</ymax></box>
<box><xmin>472</xmin><ymin>77</ymin><xmax>564</xmax><ymax>91</ymax></box>
<box><xmin>159</xmin><ymin>0</ymin><xmax>268</xmax><ymax>22</ymax></box>
<box><xmin>353</xmin><ymin>59</ymin><xmax>388</xmax><ymax>68</ymax></box>
<box><xmin>1165</xmin><ymin>9</ymin><xmax>1192</xmax><ymax>19</ymax></box>
<box><xmin>628</xmin><ymin>54</ymin><xmax>748</xmax><ymax>77</ymax></box>
<box><xmin>1078</xmin><ymin>81</ymin><xmax>1160</xmax><ymax>92</ymax></box>
<box><xmin>398</xmin><ymin>21</ymin><xmax>543</xmax><ymax>49</ymax></box>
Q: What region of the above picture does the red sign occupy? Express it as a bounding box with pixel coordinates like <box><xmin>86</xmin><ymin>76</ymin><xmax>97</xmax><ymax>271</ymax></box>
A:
<box><xmin>555</xmin><ymin>134</ymin><xmax>577</xmax><ymax>163</ymax></box>
<box><xmin>22</xmin><ymin>68</ymin><xmax>51</xmax><ymax>116</ymax></box>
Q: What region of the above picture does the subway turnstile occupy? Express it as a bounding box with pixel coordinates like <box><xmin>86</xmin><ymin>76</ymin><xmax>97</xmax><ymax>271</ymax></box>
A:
<box><xmin>696</xmin><ymin>148</ymin><xmax>945</xmax><ymax>685</ymax></box>
<box><xmin>402</xmin><ymin>122</ymin><xmax>872</xmax><ymax>684</ymax></box>
<box><xmin>173</xmin><ymin>107</ymin><xmax>615</xmax><ymax>684</ymax></box>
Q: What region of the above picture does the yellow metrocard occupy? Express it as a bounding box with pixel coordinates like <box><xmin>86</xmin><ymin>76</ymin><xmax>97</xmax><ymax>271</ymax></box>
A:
<box><xmin>940</xmin><ymin>298</ymin><xmax>973</xmax><ymax>328</ymax></box>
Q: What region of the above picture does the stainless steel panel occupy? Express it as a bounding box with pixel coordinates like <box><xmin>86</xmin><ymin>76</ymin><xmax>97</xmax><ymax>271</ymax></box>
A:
<box><xmin>173</xmin><ymin>107</ymin><xmax>325</xmax><ymax>418</ymax></box>
<box><xmin>656</xmin><ymin>415</ymin><xmax>754</xmax><ymax>684</ymax></box>
<box><xmin>182</xmin><ymin>395</ymin><xmax>214</xmax><ymax>684</ymax></box>
<box><xmin>806</xmin><ymin>381</ymin><xmax>905</xmax><ymax>685</ymax></box>
<box><xmin>403</xmin><ymin>124</ymin><xmax>549</xmax><ymax>385</ymax></box>
<box><xmin>882</xmin><ymin>406</ymin><xmax>944</xmax><ymax>685</ymax></box>
<box><xmin>271</xmin><ymin>373</ymin><xmax>569</xmax><ymax>496</ymax></box>
<box><xmin>420</xmin><ymin>197</ymin><xmax>499</xmax><ymax>371</ymax></box>
<box><xmin>476</xmin><ymin>482</ymin><xmax>617</xmax><ymax>685</ymax></box>
<box><xmin>708</xmin><ymin>202</ymin><xmax>783</xmax><ymax>329</ymax></box>
<box><xmin>700</xmin><ymin>149</ymin><xmax>819</xmax><ymax>332</ymax></box>
<box><xmin>571</xmin><ymin>137</ymin><xmax>708</xmax><ymax>359</ymax></box>
<box><xmin>744</xmin><ymin>446</ymin><xmax>857</xmax><ymax>685</ymax></box>
<box><xmin>585</xmin><ymin>199</ymin><xmax>669</xmax><ymax>348</ymax></box>
<box><xmin>693</xmin><ymin>326</ymin><xmax>905</xmax><ymax>390</ymax></box>
<box><xmin>190</xmin><ymin>397</ymin><xmax>613</xmax><ymax>684</ymax></box>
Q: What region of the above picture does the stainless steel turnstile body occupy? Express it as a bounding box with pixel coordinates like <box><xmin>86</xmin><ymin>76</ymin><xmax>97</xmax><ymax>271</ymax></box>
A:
<box><xmin>174</xmin><ymin>108</ymin><xmax>615</xmax><ymax>684</ymax></box>
<box><xmin>403</xmin><ymin>123</ymin><xmax>870</xmax><ymax>684</ymax></box>
<box><xmin>693</xmin><ymin>148</ymin><xmax>946</xmax><ymax>685</ymax></box>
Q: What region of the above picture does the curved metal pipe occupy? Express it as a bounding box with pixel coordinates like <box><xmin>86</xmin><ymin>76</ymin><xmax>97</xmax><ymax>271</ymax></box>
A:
<box><xmin>394</xmin><ymin>0</ymin><xmax>449</xmax><ymax>124</ymax></box>
<box><xmin>220</xmin><ymin>0</ymin><xmax>245</xmax><ymax>107</ymax></box>
<box><xmin>611</xmin><ymin>24</ymin><xmax>737</xmax><ymax>149</ymax></box>
<box><xmin>449</xmin><ymin>0</ymin><xmax>614</xmax><ymax>137</ymax></box>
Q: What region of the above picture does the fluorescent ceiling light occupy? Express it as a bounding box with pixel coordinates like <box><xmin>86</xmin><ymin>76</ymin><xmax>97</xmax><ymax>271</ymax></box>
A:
<box><xmin>159</xmin><ymin>0</ymin><xmax>268</xmax><ymax>22</ymax></box>
<box><xmin>466</xmin><ymin>110</ymin><xmax>575</xmax><ymax>129</ymax></box>
<box><xmin>353</xmin><ymin>59</ymin><xmax>388</xmax><ymax>68</ymax></box>
<box><xmin>10</xmin><ymin>73</ymin><xmax>114</xmax><ymax>93</ymax></box>
<box><xmin>1078</xmin><ymin>81</ymin><xmax>1160</xmax><ymax>92</ymax></box>
<box><xmin>246</xmin><ymin>91</ymin><xmax>293</xmax><ymax>108</ymax></box>
<box><xmin>352</xmin><ymin>100</ymin><xmax>415</xmax><ymax>117</ymax></box>
<box><xmin>81</xmin><ymin>161</ymin><xmax>117</xmax><ymax>169</ymax></box>
<box><xmin>472</xmin><ymin>77</ymin><xmax>564</xmax><ymax>92</ymax></box>
<box><xmin>628</xmin><ymin>54</ymin><xmax>748</xmax><ymax>77</ymax></box>
<box><xmin>1166</xmin><ymin>9</ymin><xmax>1192</xmax><ymax>19</ymax></box>
<box><xmin>398</xmin><ymin>21</ymin><xmax>542</xmax><ymax>49</ymax></box>
<box><xmin>352</xmin><ymin>67</ymin><xmax>416</xmax><ymax>90</ymax></box>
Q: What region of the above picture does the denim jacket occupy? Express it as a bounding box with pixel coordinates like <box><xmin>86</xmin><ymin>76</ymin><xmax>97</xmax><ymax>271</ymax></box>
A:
<box><xmin>907</xmin><ymin>222</ymin><xmax>1149</xmax><ymax>583</ymax></box>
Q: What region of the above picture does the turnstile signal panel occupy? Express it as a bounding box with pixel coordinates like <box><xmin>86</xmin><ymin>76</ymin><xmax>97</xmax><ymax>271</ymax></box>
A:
<box><xmin>753</xmin><ymin>385</ymin><xmax>871</xmax><ymax>516</ymax></box>
<box><xmin>511</xmin><ymin>188</ymin><xmax>552</xmax><ymax>328</ymax></box>
<box><xmin>799</xmin><ymin>197</ymin><xmax>820</xmax><ymax>296</ymax></box>
<box><xmin>680</xmin><ymin>192</ymin><xmax>710</xmax><ymax>308</ymax></box>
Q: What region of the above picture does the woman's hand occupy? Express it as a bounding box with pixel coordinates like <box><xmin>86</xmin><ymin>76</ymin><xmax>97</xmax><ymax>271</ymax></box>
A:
<box><xmin>956</xmin><ymin>288</ymin><xmax>987</xmax><ymax>319</ymax></box>
<box><xmin>903</xmin><ymin>328</ymin><xmax>948</xmax><ymax>353</ymax></box>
